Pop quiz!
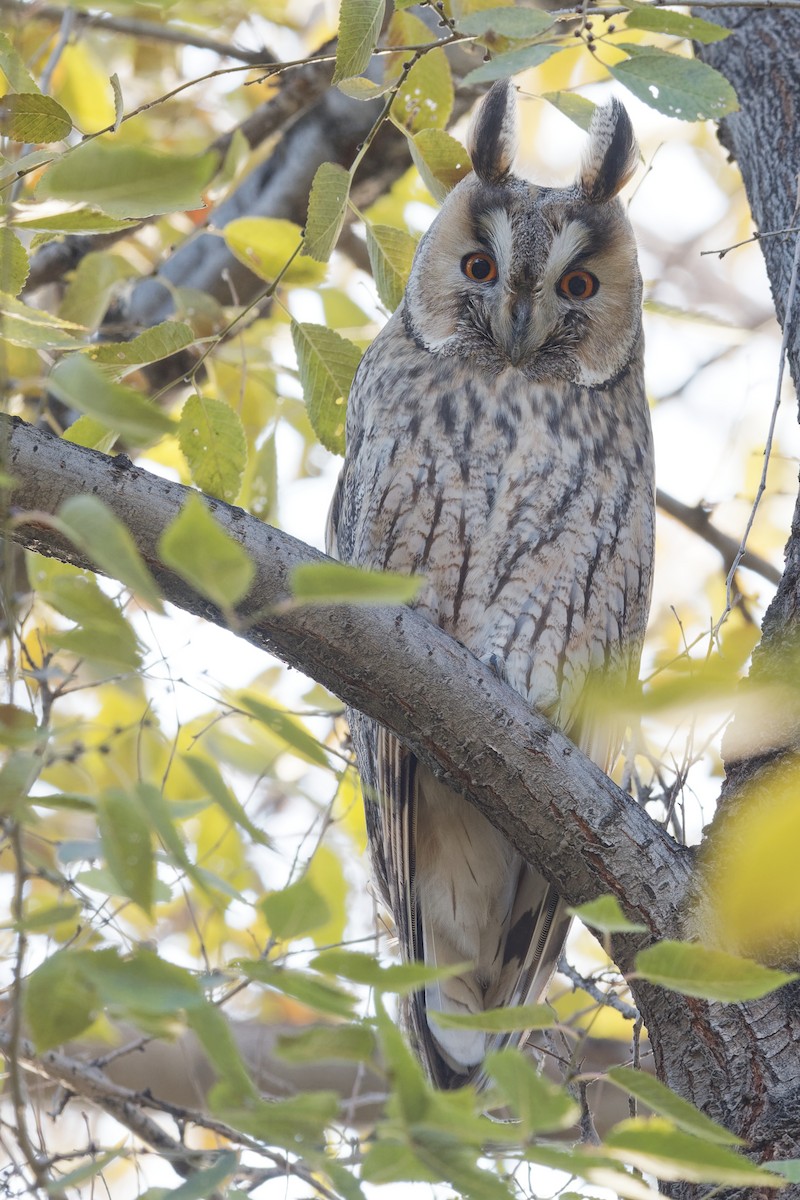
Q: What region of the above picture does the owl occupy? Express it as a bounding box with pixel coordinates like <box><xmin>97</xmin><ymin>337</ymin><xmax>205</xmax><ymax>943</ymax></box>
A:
<box><xmin>327</xmin><ymin>80</ymin><xmax>655</xmax><ymax>1089</ymax></box>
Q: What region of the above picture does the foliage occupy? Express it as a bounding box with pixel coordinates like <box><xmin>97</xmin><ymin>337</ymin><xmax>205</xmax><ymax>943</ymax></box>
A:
<box><xmin>0</xmin><ymin>1</ymin><xmax>794</xmax><ymax>1198</ymax></box>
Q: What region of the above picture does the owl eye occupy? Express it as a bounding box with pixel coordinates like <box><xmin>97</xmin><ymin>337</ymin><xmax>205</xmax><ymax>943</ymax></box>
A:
<box><xmin>461</xmin><ymin>252</ymin><xmax>498</xmax><ymax>282</ymax></box>
<box><xmin>558</xmin><ymin>269</ymin><xmax>598</xmax><ymax>300</ymax></box>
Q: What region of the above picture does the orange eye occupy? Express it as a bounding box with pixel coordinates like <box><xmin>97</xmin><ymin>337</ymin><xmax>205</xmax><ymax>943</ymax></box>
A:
<box><xmin>462</xmin><ymin>252</ymin><xmax>498</xmax><ymax>282</ymax></box>
<box><xmin>558</xmin><ymin>269</ymin><xmax>598</xmax><ymax>300</ymax></box>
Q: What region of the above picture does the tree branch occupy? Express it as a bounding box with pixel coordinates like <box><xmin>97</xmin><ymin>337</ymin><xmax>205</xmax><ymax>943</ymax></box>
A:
<box><xmin>656</xmin><ymin>488</ymin><xmax>782</xmax><ymax>586</ymax></box>
<box><xmin>0</xmin><ymin>414</ymin><xmax>691</xmax><ymax>969</ymax></box>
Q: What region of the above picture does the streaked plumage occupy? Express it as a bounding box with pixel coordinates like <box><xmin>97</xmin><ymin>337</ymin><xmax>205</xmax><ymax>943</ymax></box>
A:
<box><xmin>328</xmin><ymin>81</ymin><xmax>655</xmax><ymax>1088</ymax></box>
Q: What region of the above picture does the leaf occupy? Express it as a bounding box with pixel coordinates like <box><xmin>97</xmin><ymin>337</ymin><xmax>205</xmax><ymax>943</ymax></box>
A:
<box><xmin>0</xmin><ymin>93</ymin><xmax>72</xmax><ymax>142</ymax></box>
<box><xmin>361</xmin><ymin>1141</ymin><xmax>441</xmax><ymax>1185</ymax></box>
<box><xmin>158</xmin><ymin>492</ymin><xmax>255</xmax><ymax>610</ymax></box>
<box><xmin>238</xmin><ymin>693</ymin><xmax>331</xmax><ymax>769</ymax></box>
<box><xmin>0</xmin><ymin>704</ymin><xmax>39</xmax><ymax>748</ymax></box>
<box><xmin>305</xmin><ymin>162</ymin><xmax>351</xmax><ymax>262</ymax></box>
<box><xmin>49</xmin><ymin>355</ymin><xmax>176</xmax><ymax>444</ymax></box>
<box><xmin>392</xmin><ymin>49</ymin><xmax>454</xmax><ymax>134</ymax></box>
<box><xmin>333</xmin><ymin>0</ymin><xmax>386</xmax><ymax>85</ymax></box>
<box><xmin>0</xmin><ymin>292</ymin><xmax>84</xmax><ymax>350</ymax></box>
<box><xmin>32</xmin><ymin>564</ymin><xmax>142</xmax><ymax>670</ymax></box>
<box><xmin>60</xmin><ymin>498</ymin><xmax>163</xmax><ymax>613</ymax></box>
<box><xmin>485</xmin><ymin>1049</ymin><xmax>580</xmax><ymax>1135</ymax></box>
<box><xmin>768</xmin><ymin>1161</ymin><xmax>800</xmax><ymax>1183</ymax></box>
<box><xmin>215</xmin><ymin>1090</ymin><xmax>339</xmax><ymax>1147</ymax></box>
<box><xmin>275</xmin><ymin>1023</ymin><xmax>376</xmax><ymax>1063</ymax></box>
<box><xmin>409</xmin><ymin>128</ymin><xmax>472</xmax><ymax>202</ymax></box>
<box><xmin>37</xmin><ymin>142</ymin><xmax>219</xmax><ymax>218</ymax></box>
<box><xmin>223</xmin><ymin>216</ymin><xmax>324</xmax><ymax>285</ymax></box>
<box><xmin>25</xmin><ymin>950</ymin><xmax>98</xmax><ymax>1049</ymax></box>
<box><xmin>0</xmin><ymin>229</ymin><xmax>29</xmax><ymax>295</ymax></box>
<box><xmin>261</xmin><ymin>876</ymin><xmax>331</xmax><ymax>941</ymax></box>
<box><xmin>462</xmin><ymin>43</ymin><xmax>563</xmax><ymax>86</ymax></box>
<box><xmin>178</xmin><ymin>394</ymin><xmax>247</xmax><ymax>503</ymax></box>
<box><xmin>98</xmin><ymin>787</ymin><xmax>155</xmax><ymax>914</ymax></box>
<box><xmin>365</xmin><ymin>223</ymin><xmax>416</xmax><ymax>310</ymax></box>
<box><xmin>0</xmin><ymin>752</ymin><xmax>42</xmax><ymax>814</ymax></box>
<box><xmin>291</xmin><ymin>561</ymin><xmax>423</xmax><ymax>605</ymax></box>
<box><xmin>110</xmin><ymin>71</ymin><xmax>124</xmax><ymax>130</ymax></box>
<box><xmin>86</xmin><ymin>321</ymin><xmax>195</xmax><ymax>378</ymax></box>
<box><xmin>311</xmin><ymin>949</ymin><xmax>470</xmax><ymax>995</ymax></box>
<box><xmin>132</xmin><ymin>782</ymin><xmax>202</xmax><ymax>889</ymax></box>
<box><xmin>635</xmin><ymin>940</ymin><xmax>798</xmax><ymax>1002</ymax></box>
<box><xmin>609</xmin><ymin>47</ymin><xmax>738</xmax><ymax>122</ymax></box>
<box><xmin>182</xmin><ymin>754</ymin><xmax>270</xmax><ymax>846</ymax></box>
<box><xmin>0</xmin><ymin>30</ymin><xmax>41</xmax><ymax>92</ymax></box>
<box><xmin>59</xmin><ymin>252</ymin><xmax>134</xmax><ymax>330</ymax></box>
<box><xmin>11</xmin><ymin>205</ymin><xmax>136</xmax><ymax>235</ymax></box>
<box><xmin>607</xmin><ymin>1067</ymin><xmax>744</xmax><ymax>1146</ymax></box>
<box><xmin>604</xmin><ymin>1117</ymin><xmax>785</xmax><ymax>1187</ymax></box>
<box><xmin>290</xmin><ymin>321</ymin><xmax>362</xmax><ymax>455</ymax></box>
<box><xmin>233</xmin><ymin>960</ymin><xmax>358</xmax><ymax>1018</ymax></box>
<box><xmin>62</xmin><ymin>415</ymin><xmax>118</xmax><ymax>453</ymax></box>
<box><xmin>159</xmin><ymin>1153</ymin><xmax>238</xmax><ymax>1200</ymax></box>
<box><xmin>428</xmin><ymin>1002</ymin><xmax>554</xmax><ymax>1033</ymax></box>
<box><xmin>527</xmin><ymin>1145</ymin><xmax>664</xmax><ymax>1200</ymax></box>
<box><xmin>625</xmin><ymin>7</ymin><xmax>730</xmax><ymax>43</ymax></box>
<box><xmin>570</xmin><ymin>894</ymin><xmax>648</xmax><ymax>933</ymax></box>
<box><xmin>457</xmin><ymin>7</ymin><xmax>554</xmax><ymax>39</ymax></box>
<box><xmin>542</xmin><ymin>90</ymin><xmax>596</xmax><ymax>132</ymax></box>
<box><xmin>245</xmin><ymin>433</ymin><xmax>276</xmax><ymax>523</ymax></box>
<box><xmin>336</xmin><ymin>76</ymin><xmax>395</xmax><ymax>101</ymax></box>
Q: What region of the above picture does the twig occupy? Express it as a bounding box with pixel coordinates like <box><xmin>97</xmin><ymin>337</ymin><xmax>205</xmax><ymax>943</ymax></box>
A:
<box><xmin>0</xmin><ymin>0</ymin><xmax>277</xmax><ymax>65</ymax></box>
<box><xmin>557</xmin><ymin>955</ymin><xmax>640</xmax><ymax>1023</ymax></box>
<box><xmin>713</xmin><ymin>210</ymin><xmax>800</xmax><ymax>637</ymax></box>
<box><xmin>656</xmin><ymin>488</ymin><xmax>781</xmax><ymax>586</ymax></box>
<box><xmin>700</xmin><ymin>225</ymin><xmax>800</xmax><ymax>259</ymax></box>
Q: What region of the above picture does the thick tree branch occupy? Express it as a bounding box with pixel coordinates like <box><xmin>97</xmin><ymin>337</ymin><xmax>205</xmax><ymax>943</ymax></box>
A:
<box><xmin>0</xmin><ymin>413</ymin><xmax>690</xmax><ymax>964</ymax></box>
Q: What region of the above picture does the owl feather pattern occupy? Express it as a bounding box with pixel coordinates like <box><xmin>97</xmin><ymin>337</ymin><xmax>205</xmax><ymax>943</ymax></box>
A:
<box><xmin>328</xmin><ymin>81</ymin><xmax>655</xmax><ymax>1088</ymax></box>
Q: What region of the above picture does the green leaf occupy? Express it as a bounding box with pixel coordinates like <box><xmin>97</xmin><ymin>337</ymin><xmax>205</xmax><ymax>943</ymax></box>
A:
<box><xmin>392</xmin><ymin>48</ymin><xmax>454</xmax><ymax>133</ymax></box>
<box><xmin>291</xmin><ymin>560</ymin><xmax>423</xmax><ymax>605</ymax></box>
<box><xmin>625</xmin><ymin>7</ymin><xmax>730</xmax><ymax>43</ymax></box>
<box><xmin>58</xmin><ymin>495</ymin><xmax>164</xmax><ymax>612</ymax></box>
<box><xmin>607</xmin><ymin>1067</ymin><xmax>744</xmax><ymax>1146</ymax></box>
<box><xmin>132</xmin><ymin>782</ymin><xmax>203</xmax><ymax>888</ymax></box>
<box><xmin>311</xmin><ymin>949</ymin><xmax>469</xmax><ymax>995</ymax></box>
<box><xmin>609</xmin><ymin>47</ymin><xmax>738</xmax><ymax>122</ymax></box>
<box><xmin>768</xmin><ymin>1161</ymin><xmax>800</xmax><ymax>1183</ymax></box>
<box><xmin>0</xmin><ymin>229</ymin><xmax>29</xmax><ymax>296</ymax></box>
<box><xmin>374</xmin><ymin>992</ymin><xmax>431</xmax><ymax>1123</ymax></box>
<box><xmin>59</xmin><ymin>253</ymin><xmax>136</xmax><ymax>330</ymax></box>
<box><xmin>86</xmin><ymin>321</ymin><xmax>195</xmax><ymax>378</ymax></box>
<box><xmin>526</xmin><ymin>1145</ymin><xmax>663</xmax><ymax>1200</ymax></box>
<box><xmin>178</xmin><ymin>393</ymin><xmax>247</xmax><ymax>503</ymax></box>
<box><xmin>305</xmin><ymin>161</ymin><xmax>351</xmax><ymax>262</ymax></box>
<box><xmin>290</xmin><ymin>321</ymin><xmax>362</xmax><ymax>455</ymax></box>
<box><xmin>0</xmin><ymin>93</ymin><xmax>72</xmax><ymax>142</ymax></box>
<box><xmin>361</xmin><ymin>1141</ymin><xmax>441</xmax><ymax>1185</ymax></box>
<box><xmin>233</xmin><ymin>960</ymin><xmax>359</xmax><ymax>1018</ymax></box>
<box><xmin>542</xmin><ymin>90</ymin><xmax>596</xmax><ymax>132</ymax></box>
<box><xmin>62</xmin><ymin>415</ymin><xmax>118</xmax><ymax>453</ymax></box>
<box><xmin>275</xmin><ymin>1023</ymin><xmax>376</xmax><ymax>1063</ymax></box>
<box><xmin>182</xmin><ymin>754</ymin><xmax>270</xmax><ymax>846</ymax></box>
<box><xmin>570</xmin><ymin>894</ymin><xmax>648</xmax><ymax>933</ymax></box>
<box><xmin>98</xmin><ymin>787</ymin><xmax>155</xmax><ymax>914</ymax></box>
<box><xmin>604</xmin><ymin>1117</ymin><xmax>785</xmax><ymax>1187</ymax></box>
<box><xmin>462</xmin><ymin>43</ymin><xmax>563</xmax><ymax>86</ymax></box>
<box><xmin>0</xmin><ymin>292</ymin><xmax>84</xmax><ymax>350</ymax></box>
<box><xmin>485</xmin><ymin>1049</ymin><xmax>580</xmax><ymax>1135</ymax></box>
<box><xmin>428</xmin><ymin>1002</ymin><xmax>554</xmax><ymax>1033</ymax></box>
<box><xmin>0</xmin><ymin>752</ymin><xmax>42</xmax><ymax>814</ymax></box>
<box><xmin>215</xmin><ymin>1090</ymin><xmax>339</xmax><ymax>1147</ymax></box>
<box><xmin>25</xmin><ymin>950</ymin><xmax>98</xmax><ymax>1049</ymax></box>
<box><xmin>262</xmin><ymin>876</ymin><xmax>331</xmax><ymax>941</ymax></box>
<box><xmin>11</xmin><ymin>205</ymin><xmax>136</xmax><ymax>235</ymax></box>
<box><xmin>365</xmin><ymin>223</ymin><xmax>416</xmax><ymax>310</ymax></box>
<box><xmin>37</xmin><ymin>142</ymin><xmax>219</xmax><ymax>218</ymax></box>
<box><xmin>409</xmin><ymin>128</ymin><xmax>472</xmax><ymax>202</ymax></box>
<box><xmin>244</xmin><ymin>433</ymin><xmax>276</xmax><ymax>523</ymax></box>
<box><xmin>31</xmin><ymin>562</ymin><xmax>142</xmax><ymax>670</ymax></box>
<box><xmin>635</xmin><ymin>940</ymin><xmax>798</xmax><ymax>1002</ymax></box>
<box><xmin>44</xmin><ymin>1147</ymin><xmax>124</xmax><ymax>1192</ymax></box>
<box><xmin>223</xmin><ymin>216</ymin><xmax>325</xmax><ymax>285</ymax></box>
<box><xmin>457</xmin><ymin>7</ymin><xmax>554</xmax><ymax>39</ymax></box>
<box><xmin>158</xmin><ymin>492</ymin><xmax>255</xmax><ymax>610</ymax></box>
<box><xmin>238</xmin><ymin>693</ymin><xmax>331</xmax><ymax>769</ymax></box>
<box><xmin>155</xmin><ymin>1153</ymin><xmax>238</xmax><ymax>1200</ymax></box>
<box><xmin>333</xmin><ymin>0</ymin><xmax>386</xmax><ymax>85</ymax></box>
<box><xmin>49</xmin><ymin>355</ymin><xmax>176</xmax><ymax>444</ymax></box>
<box><xmin>15</xmin><ymin>902</ymin><xmax>82</xmax><ymax>933</ymax></box>
<box><xmin>0</xmin><ymin>704</ymin><xmax>39</xmax><ymax>748</ymax></box>
<box><xmin>0</xmin><ymin>31</ymin><xmax>41</xmax><ymax>92</ymax></box>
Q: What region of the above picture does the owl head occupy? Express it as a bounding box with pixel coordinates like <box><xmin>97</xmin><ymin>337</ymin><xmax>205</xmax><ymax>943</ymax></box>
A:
<box><xmin>403</xmin><ymin>81</ymin><xmax>642</xmax><ymax>388</ymax></box>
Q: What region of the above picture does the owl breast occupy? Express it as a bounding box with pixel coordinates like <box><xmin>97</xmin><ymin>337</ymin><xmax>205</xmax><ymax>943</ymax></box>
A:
<box><xmin>336</xmin><ymin>307</ymin><xmax>654</xmax><ymax>733</ymax></box>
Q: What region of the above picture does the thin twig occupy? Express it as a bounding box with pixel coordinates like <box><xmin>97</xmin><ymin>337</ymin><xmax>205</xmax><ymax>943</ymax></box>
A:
<box><xmin>700</xmin><ymin>225</ymin><xmax>800</xmax><ymax>259</ymax></box>
<box><xmin>656</xmin><ymin>488</ymin><xmax>781</xmax><ymax>586</ymax></box>
<box><xmin>557</xmin><ymin>955</ymin><xmax>640</xmax><ymax>1023</ymax></box>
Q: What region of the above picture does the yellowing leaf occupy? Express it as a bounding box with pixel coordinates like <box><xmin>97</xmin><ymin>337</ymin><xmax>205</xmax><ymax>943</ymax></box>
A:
<box><xmin>570</xmin><ymin>895</ymin><xmax>648</xmax><ymax>934</ymax></box>
<box><xmin>409</xmin><ymin>128</ymin><xmax>471</xmax><ymax>202</ymax></box>
<box><xmin>392</xmin><ymin>48</ymin><xmax>454</xmax><ymax>133</ymax></box>
<box><xmin>290</xmin><ymin>321</ymin><xmax>362</xmax><ymax>455</ymax></box>
<box><xmin>86</xmin><ymin>321</ymin><xmax>195</xmax><ymax>378</ymax></box>
<box><xmin>223</xmin><ymin>216</ymin><xmax>325</xmax><ymax>285</ymax></box>
<box><xmin>0</xmin><ymin>30</ymin><xmax>41</xmax><ymax>93</ymax></box>
<box><xmin>0</xmin><ymin>292</ymin><xmax>85</xmax><ymax>350</ymax></box>
<box><xmin>333</xmin><ymin>0</ymin><xmax>386</xmax><ymax>84</ymax></box>
<box><xmin>178</xmin><ymin>394</ymin><xmax>247</xmax><ymax>503</ymax></box>
<box><xmin>304</xmin><ymin>161</ymin><xmax>350</xmax><ymax>262</ymax></box>
<box><xmin>624</xmin><ymin>7</ymin><xmax>730</xmax><ymax>44</ymax></box>
<box><xmin>543</xmin><ymin>90</ymin><xmax>596</xmax><ymax>132</ymax></box>
<box><xmin>291</xmin><ymin>560</ymin><xmax>423</xmax><ymax>605</ymax></box>
<box><xmin>365</xmin><ymin>222</ymin><xmax>416</xmax><ymax>310</ymax></box>
<box><xmin>158</xmin><ymin>492</ymin><xmax>254</xmax><ymax>611</ymax></box>
<box><xmin>0</xmin><ymin>228</ymin><xmax>29</xmax><ymax>296</ymax></box>
<box><xmin>0</xmin><ymin>93</ymin><xmax>72</xmax><ymax>142</ymax></box>
<box><xmin>604</xmin><ymin>1117</ymin><xmax>784</xmax><ymax>1187</ymax></box>
<box><xmin>59</xmin><ymin>252</ymin><xmax>134</xmax><ymax>330</ymax></box>
<box><xmin>607</xmin><ymin>1068</ymin><xmax>743</xmax><ymax>1146</ymax></box>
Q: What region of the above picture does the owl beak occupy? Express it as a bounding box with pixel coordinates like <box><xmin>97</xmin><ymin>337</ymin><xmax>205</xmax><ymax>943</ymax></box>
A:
<box><xmin>506</xmin><ymin>295</ymin><xmax>533</xmax><ymax>366</ymax></box>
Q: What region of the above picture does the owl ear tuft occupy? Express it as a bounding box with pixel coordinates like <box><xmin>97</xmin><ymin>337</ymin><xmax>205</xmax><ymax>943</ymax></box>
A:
<box><xmin>467</xmin><ymin>80</ymin><xmax>519</xmax><ymax>185</ymax></box>
<box><xmin>578</xmin><ymin>98</ymin><xmax>639</xmax><ymax>203</ymax></box>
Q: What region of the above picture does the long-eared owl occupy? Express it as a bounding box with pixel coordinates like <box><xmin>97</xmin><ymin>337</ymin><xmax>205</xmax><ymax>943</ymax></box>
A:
<box><xmin>328</xmin><ymin>80</ymin><xmax>655</xmax><ymax>1088</ymax></box>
